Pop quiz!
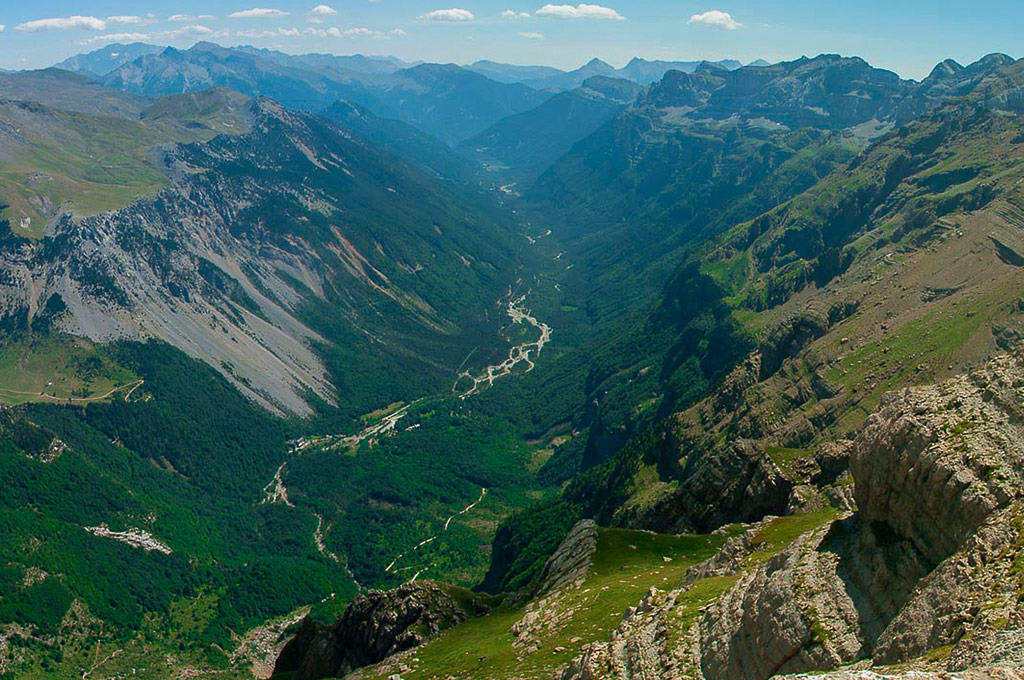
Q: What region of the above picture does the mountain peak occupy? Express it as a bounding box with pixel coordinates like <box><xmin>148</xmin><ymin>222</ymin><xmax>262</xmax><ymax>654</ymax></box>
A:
<box><xmin>971</xmin><ymin>52</ymin><xmax>1016</xmax><ymax>70</ymax></box>
<box><xmin>182</xmin><ymin>41</ymin><xmax>241</xmax><ymax>60</ymax></box>
<box><xmin>401</xmin><ymin>62</ymin><xmax>463</xmax><ymax>77</ymax></box>
<box><xmin>694</xmin><ymin>60</ymin><xmax>729</xmax><ymax>74</ymax></box>
<box><xmin>928</xmin><ymin>58</ymin><xmax>965</xmax><ymax>79</ymax></box>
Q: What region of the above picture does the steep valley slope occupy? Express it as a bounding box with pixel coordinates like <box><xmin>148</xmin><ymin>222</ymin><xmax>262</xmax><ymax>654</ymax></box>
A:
<box><xmin>0</xmin><ymin>79</ymin><xmax>250</xmax><ymax>237</ymax></box>
<box><xmin>461</xmin><ymin>53</ymin><xmax>1024</xmax><ymax>502</ymax></box>
<box><xmin>479</xmin><ymin>58</ymin><xmax>1024</xmax><ymax>598</ymax></box>
<box><xmin>1</xmin><ymin>95</ymin><xmax>525</xmax><ymax>416</ymax></box>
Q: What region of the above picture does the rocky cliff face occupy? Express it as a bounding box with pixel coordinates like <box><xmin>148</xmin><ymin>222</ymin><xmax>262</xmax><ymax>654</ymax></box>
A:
<box><xmin>790</xmin><ymin>671</ymin><xmax>1024</xmax><ymax>679</ymax></box>
<box><xmin>562</xmin><ymin>351</ymin><xmax>1024</xmax><ymax>679</ymax></box>
<box><xmin>273</xmin><ymin>582</ymin><xmax>481</xmax><ymax>680</ymax></box>
<box><xmin>530</xmin><ymin>519</ymin><xmax>599</xmax><ymax>599</ymax></box>
<box><xmin>852</xmin><ymin>356</ymin><xmax>1024</xmax><ymax>566</ymax></box>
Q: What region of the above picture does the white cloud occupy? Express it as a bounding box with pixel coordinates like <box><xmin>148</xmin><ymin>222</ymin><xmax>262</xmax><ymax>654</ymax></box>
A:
<box><xmin>304</xmin><ymin>26</ymin><xmax>342</xmax><ymax>37</ymax></box>
<box><xmin>168</xmin><ymin>24</ymin><xmax>215</xmax><ymax>37</ymax></box>
<box><xmin>310</xmin><ymin>4</ymin><xmax>337</xmax><ymax>15</ymax></box>
<box><xmin>15</xmin><ymin>15</ymin><xmax>107</xmax><ymax>32</ymax></box>
<box><xmin>236</xmin><ymin>28</ymin><xmax>283</xmax><ymax>38</ymax></box>
<box><xmin>418</xmin><ymin>8</ymin><xmax>475</xmax><ymax>21</ymax></box>
<box><xmin>688</xmin><ymin>10</ymin><xmax>742</xmax><ymax>30</ymax></box>
<box><xmin>520</xmin><ymin>31</ymin><xmax>544</xmax><ymax>39</ymax></box>
<box><xmin>535</xmin><ymin>4</ymin><xmax>625</xmax><ymax>20</ymax></box>
<box><xmin>79</xmin><ymin>24</ymin><xmax>221</xmax><ymax>45</ymax></box>
<box><xmin>502</xmin><ymin>9</ymin><xmax>530</xmax><ymax>18</ymax></box>
<box><xmin>302</xmin><ymin>26</ymin><xmax>407</xmax><ymax>38</ymax></box>
<box><xmin>106</xmin><ymin>15</ymin><xmax>144</xmax><ymax>25</ymax></box>
<box><xmin>228</xmin><ymin>8</ymin><xmax>291</xmax><ymax>19</ymax></box>
<box><xmin>80</xmin><ymin>31</ymin><xmax>150</xmax><ymax>44</ymax></box>
<box><xmin>0</xmin><ymin>25</ymin><xmax>5</xmax><ymax>32</ymax></box>
<box><xmin>168</xmin><ymin>14</ymin><xmax>216</xmax><ymax>22</ymax></box>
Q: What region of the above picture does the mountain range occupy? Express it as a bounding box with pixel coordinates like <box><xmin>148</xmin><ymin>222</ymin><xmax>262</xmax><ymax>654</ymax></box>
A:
<box><xmin>468</xmin><ymin>56</ymin><xmax>748</xmax><ymax>90</ymax></box>
<box><xmin>1</xmin><ymin>38</ymin><xmax>1024</xmax><ymax>680</ymax></box>
<box><xmin>95</xmin><ymin>42</ymin><xmax>550</xmax><ymax>145</ymax></box>
<box><xmin>44</xmin><ymin>43</ymin><xmax>769</xmax><ymax>151</ymax></box>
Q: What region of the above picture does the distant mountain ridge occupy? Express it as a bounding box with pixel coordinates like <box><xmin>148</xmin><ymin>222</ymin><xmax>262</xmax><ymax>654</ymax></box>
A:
<box><xmin>52</xmin><ymin>44</ymin><xmax>774</xmax><ymax>151</ymax></box>
<box><xmin>61</xmin><ymin>44</ymin><xmax>754</xmax><ymax>96</ymax></box>
<box><xmin>464</xmin><ymin>60</ymin><xmax>565</xmax><ymax>84</ymax></box>
<box><xmin>0</xmin><ymin>68</ymin><xmax>152</xmax><ymax>117</ymax></box>
<box><xmin>515</xmin><ymin>56</ymin><xmax>749</xmax><ymax>90</ymax></box>
<box><xmin>458</xmin><ymin>76</ymin><xmax>643</xmax><ymax>183</ymax></box>
<box><xmin>54</xmin><ymin>42</ymin><xmax>165</xmax><ymax>78</ymax></box>
<box><xmin>233</xmin><ymin>45</ymin><xmax>416</xmax><ymax>75</ymax></box>
<box><xmin>97</xmin><ymin>42</ymin><xmax>552</xmax><ymax>144</ymax></box>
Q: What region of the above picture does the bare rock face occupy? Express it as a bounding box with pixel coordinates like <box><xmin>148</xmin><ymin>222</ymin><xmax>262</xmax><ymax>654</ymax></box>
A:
<box><xmin>533</xmin><ymin>519</ymin><xmax>598</xmax><ymax>598</ymax></box>
<box><xmin>786</xmin><ymin>669</ymin><xmax>1024</xmax><ymax>679</ymax></box>
<box><xmin>562</xmin><ymin>352</ymin><xmax>1024</xmax><ymax>680</ymax></box>
<box><xmin>873</xmin><ymin>502</ymin><xmax>1024</xmax><ymax>669</ymax></box>
<box><xmin>852</xmin><ymin>354</ymin><xmax>1024</xmax><ymax>566</ymax></box>
<box><xmin>510</xmin><ymin>520</ymin><xmax>599</xmax><ymax>658</ymax></box>
<box><xmin>560</xmin><ymin>585</ymin><xmax>680</xmax><ymax>680</ymax></box>
<box><xmin>698</xmin><ymin>513</ymin><xmax>938</xmax><ymax>679</ymax></box>
<box><xmin>614</xmin><ymin>301</ymin><xmax>859</xmax><ymax>537</ymax></box>
<box><xmin>698</xmin><ymin>354</ymin><xmax>1024</xmax><ymax>678</ymax></box>
<box><xmin>618</xmin><ymin>433</ymin><xmax>794</xmax><ymax>535</ymax></box>
<box><xmin>273</xmin><ymin>582</ymin><xmax>478</xmax><ymax>680</ymax></box>
<box><xmin>700</xmin><ymin>526</ymin><xmax>864</xmax><ymax>680</ymax></box>
<box><xmin>561</xmin><ymin>519</ymin><xmax>774</xmax><ymax>680</ymax></box>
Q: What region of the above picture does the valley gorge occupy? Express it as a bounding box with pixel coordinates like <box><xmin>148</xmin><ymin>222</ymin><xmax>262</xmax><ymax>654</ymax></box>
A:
<box><xmin>1</xmin><ymin>27</ymin><xmax>1024</xmax><ymax>680</ymax></box>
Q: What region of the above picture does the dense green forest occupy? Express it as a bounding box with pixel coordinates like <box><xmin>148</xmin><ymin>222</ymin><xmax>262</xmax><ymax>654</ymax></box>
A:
<box><xmin>0</xmin><ymin>326</ymin><xmax>570</xmax><ymax>673</ymax></box>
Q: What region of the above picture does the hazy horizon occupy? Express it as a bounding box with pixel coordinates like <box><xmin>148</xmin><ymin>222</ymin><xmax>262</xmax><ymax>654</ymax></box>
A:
<box><xmin>2</xmin><ymin>2</ymin><xmax>1023</xmax><ymax>79</ymax></box>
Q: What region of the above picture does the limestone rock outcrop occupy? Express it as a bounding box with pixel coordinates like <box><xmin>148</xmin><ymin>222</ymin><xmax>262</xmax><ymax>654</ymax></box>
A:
<box><xmin>562</xmin><ymin>352</ymin><xmax>1024</xmax><ymax>680</ymax></box>
<box><xmin>511</xmin><ymin>520</ymin><xmax>599</xmax><ymax>657</ymax></box>
<box><xmin>852</xmin><ymin>355</ymin><xmax>1024</xmax><ymax>566</ymax></box>
<box><xmin>532</xmin><ymin>519</ymin><xmax>599</xmax><ymax>598</ymax></box>
<box><xmin>273</xmin><ymin>581</ymin><xmax>479</xmax><ymax>680</ymax></box>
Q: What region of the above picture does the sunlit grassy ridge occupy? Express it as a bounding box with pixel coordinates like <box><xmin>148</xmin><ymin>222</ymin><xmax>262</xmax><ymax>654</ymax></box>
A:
<box><xmin>359</xmin><ymin>527</ymin><xmax>724</xmax><ymax>680</ymax></box>
<box><xmin>351</xmin><ymin>509</ymin><xmax>843</xmax><ymax>680</ymax></box>
<box><xmin>0</xmin><ymin>90</ymin><xmax>249</xmax><ymax>238</ymax></box>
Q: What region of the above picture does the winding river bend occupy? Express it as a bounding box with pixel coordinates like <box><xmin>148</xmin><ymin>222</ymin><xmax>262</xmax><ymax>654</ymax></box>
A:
<box><xmin>270</xmin><ymin>280</ymin><xmax>554</xmax><ymax>587</ymax></box>
<box><xmin>457</xmin><ymin>294</ymin><xmax>553</xmax><ymax>398</ymax></box>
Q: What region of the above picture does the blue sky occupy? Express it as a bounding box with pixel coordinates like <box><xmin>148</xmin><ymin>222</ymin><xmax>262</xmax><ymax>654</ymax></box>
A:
<box><xmin>0</xmin><ymin>1</ymin><xmax>1021</xmax><ymax>79</ymax></box>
